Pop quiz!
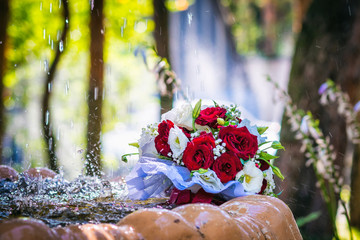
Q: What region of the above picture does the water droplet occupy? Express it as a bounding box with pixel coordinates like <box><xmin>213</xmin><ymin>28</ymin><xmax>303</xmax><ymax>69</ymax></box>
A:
<box><xmin>57</xmin><ymin>127</ymin><xmax>61</xmax><ymax>140</ymax></box>
<box><xmin>49</xmin><ymin>138</ymin><xmax>53</xmax><ymax>150</ymax></box>
<box><xmin>188</xmin><ymin>12</ymin><xmax>193</xmax><ymax>25</ymax></box>
<box><xmin>134</xmin><ymin>21</ymin><xmax>147</xmax><ymax>33</ymax></box>
<box><xmin>65</xmin><ymin>81</ymin><xmax>69</xmax><ymax>95</ymax></box>
<box><xmin>59</xmin><ymin>40</ymin><xmax>64</xmax><ymax>52</ymax></box>
<box><xmin>45</xmin><ymin>111</ymin><xmax>49</xmax><ymax>125</ymax></box>
<box><xmin>57</xmin><ymin>30</ymin><xmax>61</xmax><ymax>41</ymax></box>
<box><xmin>59</xmin><ymin>0</ymin><xmax>62</xmax><ymax>8</ymax></box>
<box><xmin>43</xmin><ymin>29</ymin><xmax>46</xmax><ymax>39</ymax></box>
<box><xmin>40</xmin><ymin>2</ymin><xmax>42</xmax><ymax>11</ymax></box>
<box><xmin>48</xmin><ymin>83</ymin><xmax>52</xmax><ymax>92</ymax></box>
<box><xmin>50</xmin><ymin>3</ymin><xmax>52</xmax><ymax>13</ymax></box>
<box><xmin>94</xmin><ymin>87</ymin><xmax>98</xmax><ymax>100</ymax></box>
<box><xmin>44</xmin><ymin>60</ymin><xmax>48</xmax><ymax>72</ymax></box>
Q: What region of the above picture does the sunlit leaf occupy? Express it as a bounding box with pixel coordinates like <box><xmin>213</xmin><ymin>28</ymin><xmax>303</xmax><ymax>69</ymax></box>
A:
<box><xmin>258</xmin><ymin>151</ymin><xmax>279</xmax><ymax>161</ymax></box>
<box><xmin>271</xmin><ymin>141</ymin><xmax>285</xmax><ymax>150</ymax></box>
<box><xmin>129</xmin><ymin>142</ymin><xmax>139</xmax><ymax>148</ymax></box>
<box><xmin>257</xmin><ymin>127</ymin><xmax>268</xmax><ymax>135</ymax></box>
<box><xmin>272</xmin><ymin>166</ymin><xmax>284</xmax><ymax>181</ymax></box>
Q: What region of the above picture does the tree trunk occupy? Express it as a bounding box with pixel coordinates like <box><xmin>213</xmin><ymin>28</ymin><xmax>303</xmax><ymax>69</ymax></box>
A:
<box><xmin>0</xmin><ymin>0</ymin><xmax>9</xmax><ymax>165</ymax></box>
<box><xmin>85</xmin><ymin>0</ymin><xmax>104</xmax><ymax>177</ymax></box>
<box><xmin>153</xmin><ymin>0</ymin><xmax>173</xmax><ymax>116</ymax></box>
<box><xmin>278</xmin><ymin>0</ymin><xmax>360</xmax><ymax>238</ymax></box>
<box><xmin>41</xmin><ymin>0</ymin><xmax>69</xmax><ymax>173</ymax></box>
<box><xmin>340</xmin><ymin>6</ymin><xmax>360</xmax><ymax>230</ymax></box>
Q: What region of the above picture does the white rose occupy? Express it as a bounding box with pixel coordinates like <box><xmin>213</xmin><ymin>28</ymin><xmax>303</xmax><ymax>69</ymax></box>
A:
<box><xmin>192</xmin><ymin>169</ymin><xmax>224</xmax><ymax>191</ymax></box>
<box><xmin>235</xmin><ymin>161</ymin><xmax>264</xmax><ymax>193</ymax></box>
<box><xmin>168</xmin><ymin>126</ymin><xmax>189</xmax><ymax>159</ymax></box>
<box><xmin>161</xmin><ymin>102</ymin><xmax>193</xmax><ymax>130</ymax></box>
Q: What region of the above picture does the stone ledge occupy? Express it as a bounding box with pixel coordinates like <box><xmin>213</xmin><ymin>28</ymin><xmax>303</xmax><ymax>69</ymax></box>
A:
<box><xmin>0</xmin><ymin>195</ymin><xmax>302</xmax><ymax>240</ymax></box>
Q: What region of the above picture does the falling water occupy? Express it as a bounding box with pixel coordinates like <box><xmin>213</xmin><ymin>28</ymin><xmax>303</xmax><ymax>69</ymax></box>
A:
<box><xmin>59</xmin><ymin>40</ymin><xmax>64</xmax><ymax>52</ymax></box>
<box><xmin>94</xmin><ymin>87</ymin><xmax>98</xmax><ymax>100</ymax></box>
<box><xmin>45</xmin><ymin>110</ymin><xmax>49</xmax><ymax>125</ymax></box>
<box><xmin>188</xmin><ymin>12</ymin><xmax>193</xmax><ymax>25</ymax></box>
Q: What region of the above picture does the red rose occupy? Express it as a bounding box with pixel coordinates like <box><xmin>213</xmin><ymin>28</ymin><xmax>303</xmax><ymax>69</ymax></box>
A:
<box><xmin>155</xmin><ymin>120</ymin><xmax>174</xmax><ymax>157</ymax></box>
<box><xmin>195</xmin><ymin>107</ymin><xmax>227</xmax><ymax>128</ymax></box>
<box><xmin>212</xmin><ymin>152</ymin><xmax>242</xmax><ymax>183</ymax></box>
<box><xmin>182</xmin><ymin>133</ymin><xmax>216</xmax><ymax>171</ymax></box>
<box><xmin>258</xmin><ymin>159</ymin><xmax>270</xmax><ymax>171</ymax></box>
<box><xmin>219</xmin><ymin>126</ymin><xmax>258</xmax><ymax>160</ymax></box>
<box><xmin>259</xmin><ymin>179</ymin><xmax>267</xmax><ymax>194</ymax></box>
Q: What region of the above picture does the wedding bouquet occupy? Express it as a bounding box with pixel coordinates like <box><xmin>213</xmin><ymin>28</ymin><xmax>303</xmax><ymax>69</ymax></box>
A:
<box><xmin>124</xmin><ymin>100</ymin><xmax>284</xmax><ymax>204</ymax></box>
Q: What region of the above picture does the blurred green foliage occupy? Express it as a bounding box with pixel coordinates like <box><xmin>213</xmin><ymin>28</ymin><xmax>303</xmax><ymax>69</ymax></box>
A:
<box><xmin>3</xmin><ymin>0</ymin><xmax>157</xmax><ymax>178</ymax></box>
<box><xmin>220</xmin><ymin>0</ymin><xmax>293</xmax><ymax>56</ymax></box>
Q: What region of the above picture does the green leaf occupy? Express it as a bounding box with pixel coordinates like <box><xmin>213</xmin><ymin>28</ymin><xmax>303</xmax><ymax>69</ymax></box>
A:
<box><xmin>259</xmin><ymin>141</ymin><xmax>271</xmax><ymax>147</ymax></box>
<box><xmin>271</xmin><ymin>141</ymin><xmax>285</xmax><ymax>150</ymax></box>
<box><xmin>240</xmin><ymin>159</ymin><xmax>247</xmax><ymax>165</ymax></box>
<box><xmin>272</xmin><ymin>166</ymin><xmax>285</xmax><ymax>180</ymax></box>
<box><xmin>190</xmin><ymin>168</ymin><xmax>208</xmax><ymax>176</ymax></box>
<box><xmin>258</xmin><ymin>151</ymin><xmax>279</xmax><ymax>161</ymax></box>
<box><xmin>192</xmin><ymin>99</ymin><xmax>202</xmax><ymax>119</ymax></box>
<box><xmin>121</xmin><ymin>153</ymin><xmax>139</xmax><ymax>163</ymax></box>
<box><xmin>258</xmin><ymin>157</ymin><xmax>284</xmax><ymax>181</ymax></box>
<box><xmin>212</xmin><ymin>100</ymin><xmax>219</xmax><ymax>107</ymax></box>
<box><xmin>296</xmin><ymin>211</ymin><xmax>321</xmax><ymax>228</ymax></box>
<box><xmin>129</xmin><ymin>142</ymin><xmax>140</xmax><ymax>148</ymax></box>
<box><xmin>121</xmin><ymin>155</ymin><xmax>128</xmax><ymax>163</ymax></box>
<box><xmin>192</xmin><ymin>99</ymin><xmax>202</xmax><ymax>130</ymax></box>
<box><xmin>257</xmin><ymin>126</ymin><xmax>269</xmax><ymax>135</ymax></box>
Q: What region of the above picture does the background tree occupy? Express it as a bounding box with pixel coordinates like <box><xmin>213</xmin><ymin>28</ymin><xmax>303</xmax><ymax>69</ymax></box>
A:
<box><xmin>153</xmin><ymin>0</ymin><xmax>173</xmax><ymax>115</ymax></box>
<box><xmin>0</xmin><ymin>0</ymin><xmax>10</xmax><ymax>165</ymax></box>
<box><xmin>41</xmin><ymin>0</ymin><xmax>69</xmax><ymax>173</ymax></box>
<box><xmin>85</xmin><ymin>0</ymin><xmax>104</xmax><ymax>176</ymax></box>
<box><xmin>278</xmin><ymin>0</ymin><xmax>360</xmax><ymax>238</ymax></box>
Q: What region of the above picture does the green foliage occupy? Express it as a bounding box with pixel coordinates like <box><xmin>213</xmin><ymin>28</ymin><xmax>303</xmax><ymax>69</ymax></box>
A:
<box><xmin>192</xmin><ymin>99</ymin><xmax>202</xmax><ymax>130</ymax></box>
<box><xmin>220</xmin><ymin>0</ymin><xmax>293</xmax><ymax>56</ymax></box>
<box><xmin>296</xmin><ymin>211</ymin><xmax>322</xmax><ymax>228</ymax></box>
<box><xmin>257</xmin><ymin>126</ymin><xmax>268</xmax><ymax>135</ymax></box>
<box><xmin>4</xmin><ymin>0</ymin><xmax>156</xmax><ymax>177</ymax></box>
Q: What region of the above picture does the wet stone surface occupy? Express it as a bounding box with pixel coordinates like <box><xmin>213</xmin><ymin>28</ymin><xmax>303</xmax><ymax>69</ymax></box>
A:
<box><xmin>0</xmin><ymin>175</ymin><xmax>175</xmax><ymax>228</ymax></box>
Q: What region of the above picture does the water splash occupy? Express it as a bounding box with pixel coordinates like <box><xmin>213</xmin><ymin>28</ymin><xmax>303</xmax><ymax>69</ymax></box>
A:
<box><xmin>0</xmin><ymin>174</ymin><xmax>171</xmax><ymax>227</ymax></box>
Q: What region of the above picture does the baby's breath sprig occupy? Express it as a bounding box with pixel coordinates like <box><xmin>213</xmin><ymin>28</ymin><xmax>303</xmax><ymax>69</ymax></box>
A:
<box><xmin>267</xmin><ymin>76</ymin><xmax>353</xmax><ymax>240</ymax></box>
<box><xmin>221</xmin><ymin>104</ymin><xmax>242</xmax><ymax>125</ymax></box>
<box><xmin>319</xmin><ymin>79</ymin><xmax>360</xmax><ymax>143</ymax></box>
